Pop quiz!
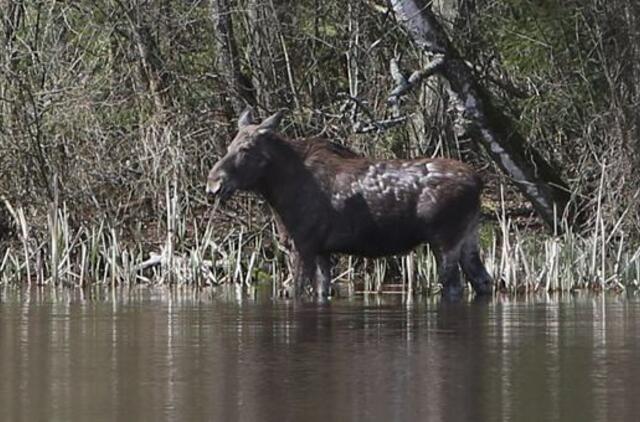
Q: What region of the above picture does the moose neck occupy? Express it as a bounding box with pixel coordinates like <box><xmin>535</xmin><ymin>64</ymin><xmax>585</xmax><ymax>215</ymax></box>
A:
<box><xmin>255</xmin><ymin>135</ymin><xmax>319</xmax><ymax>227</ymax></box>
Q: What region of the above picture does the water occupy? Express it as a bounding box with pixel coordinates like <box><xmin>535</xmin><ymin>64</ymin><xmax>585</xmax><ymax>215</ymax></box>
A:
<box><xmin>1</xmin><ymin>287</ymin><xmax>639</xmax><ymax>422</ymax></box>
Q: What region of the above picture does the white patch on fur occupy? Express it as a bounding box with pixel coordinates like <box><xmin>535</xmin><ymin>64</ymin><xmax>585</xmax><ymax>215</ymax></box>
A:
<box><xmin>426</xmin><ymin>162</ymin><xmax>438</xmax><ymax>172</ymax></box>
<box><xmin>355</xmin><ymin>164</ymin><xmax>431</xmax><ymax>202</ymax></box>
<box><xmin>422</xmin><ymin>189</ymin><xmax>437</xmax><ymax>203</ymax></box>
<box><xmin>331</xmin><ymin>162</ymin><xmax>458</xmax><ymax>211</ymax></box>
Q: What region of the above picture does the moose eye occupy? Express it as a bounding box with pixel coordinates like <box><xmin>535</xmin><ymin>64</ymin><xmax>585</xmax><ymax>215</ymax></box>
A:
<box><xmin>235</xmin><ymin>148</ymin><xmax>253</xmax><ymax>163</ymax></box>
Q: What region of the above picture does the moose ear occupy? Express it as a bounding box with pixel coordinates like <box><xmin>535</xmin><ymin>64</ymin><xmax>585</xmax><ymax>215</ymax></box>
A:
<box><xmin>256</xmin><ymin>110</ymin><xmax>284</xmax><ymax>134</ymax></box>
<box><xmin>238</xmin><ymin>106</ymin><xmax>256</xmax><ymax>129</ymax></box>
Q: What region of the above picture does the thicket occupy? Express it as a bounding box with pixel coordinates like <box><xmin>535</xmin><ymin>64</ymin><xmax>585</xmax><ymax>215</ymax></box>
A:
<box><xmin>1</xmin><ymin>0</ymin><xmax>638</xmax><ymax>289</ymax></box>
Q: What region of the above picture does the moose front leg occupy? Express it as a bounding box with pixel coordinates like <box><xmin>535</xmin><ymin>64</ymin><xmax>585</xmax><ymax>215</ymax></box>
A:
<box><xmin>290</xmin><ymin>250</ymin><xmax>317</xmax><ymax>297</ymax></box>
<box><xmin>315</xmin><ymin>254</ymin><xmax>331</xmax><ymax>299</ymax></box>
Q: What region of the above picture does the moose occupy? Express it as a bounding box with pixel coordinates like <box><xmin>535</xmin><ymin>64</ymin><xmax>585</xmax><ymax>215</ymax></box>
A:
<box><xmin>207</xmin><ymin>108</ymin><xmax>493</xmax><ymax>299</ymax></box>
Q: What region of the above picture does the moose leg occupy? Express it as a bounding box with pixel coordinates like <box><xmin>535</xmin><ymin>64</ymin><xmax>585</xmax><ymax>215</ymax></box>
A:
<box><xmin>272</xmin><ymin>212</ymin><xmax>291</xmax><ymax>249</ymax></box>
<box><xmin>315</xmin><ymin>254</ymin><xmax>331</xmax><ymax>299</ymax></box>
<box><xmin>434</xmin><ymin>243</ymin><xmax>464</xmax><ymax>300</ymax></box>
<box><xmin>291</xmin><ymin>251</ymin><xmax>317</xmax><ymax>297</ymax></box>
<box><xmin>273</xmin><ymin>213</ymin><xmax>298</xmax><ymax>295</ymax></box>
<box><xmin>460</xmin><ymin>231</ymin><xmax>493</xmax><ymax>296</ymax></box>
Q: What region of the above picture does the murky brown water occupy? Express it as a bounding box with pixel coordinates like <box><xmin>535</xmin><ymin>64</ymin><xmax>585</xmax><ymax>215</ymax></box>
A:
<box><xmin>1</xmin><ymin>286</ymin><xmax>639</xmax><ymax>422</ymax></box>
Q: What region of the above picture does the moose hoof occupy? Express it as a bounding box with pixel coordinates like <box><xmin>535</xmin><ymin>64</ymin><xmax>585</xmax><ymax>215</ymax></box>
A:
<box><xmin>473</xmin><ymin>280</ymin><xmax>493</xmax><ymax>296</ymax></box>
<box><xmin>316</xmin><ymin>286</ymin><xmax>332</xmax><ymax>300</ymax></box>
<box><xmin>316</xmin><ymin>290</ymin><xmax>331</xmax><ymax>303</ymax></box>
<box><xmin>443</xmin><ymin>284</ymin><xmax>464</xmax><ymax>301</ymax></box>
<box><xmin>279</xmin><ymin>285</ymin><xmax>295</xmax><ymax>299</ymax></box>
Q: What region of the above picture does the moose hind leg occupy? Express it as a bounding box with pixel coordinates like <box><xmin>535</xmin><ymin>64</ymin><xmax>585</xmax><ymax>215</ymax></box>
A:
<box><xmin>435</xmin><ymin>244</ymin><xmax>464</xmax><ymax>300</ymax></box>
<box><xmin>460</xmin><ymin>231</ymin><xmax>493</xmax><ymax>295</ymax></box>
<box><xmin>315</xmin><ymin>254</ymin><xmax>331</xmax><ymax>299</ymax></box>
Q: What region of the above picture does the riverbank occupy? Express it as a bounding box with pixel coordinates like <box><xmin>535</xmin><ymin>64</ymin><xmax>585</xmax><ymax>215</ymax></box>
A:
<box><xmin>1</xmin><ymin>193</ymin><xmax>638</xmax><ymax>294</ymax></box>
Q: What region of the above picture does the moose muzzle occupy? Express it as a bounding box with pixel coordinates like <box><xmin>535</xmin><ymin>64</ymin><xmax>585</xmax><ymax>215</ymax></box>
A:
<box><xmin>206</xmin><ymin>177</ymin><xmax>223</xmax><ymax>196</ymax></box>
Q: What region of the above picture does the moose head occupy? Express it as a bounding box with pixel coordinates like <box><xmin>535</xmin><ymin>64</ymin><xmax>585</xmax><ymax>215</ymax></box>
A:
<box><xmin>206</xmin><ymin>107</ymin><xmax>284</xmax><ymax>201</ymax></box>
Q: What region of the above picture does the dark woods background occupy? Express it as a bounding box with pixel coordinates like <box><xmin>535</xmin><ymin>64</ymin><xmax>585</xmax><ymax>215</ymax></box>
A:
<box><xmin>1</xmin><ymin>0</ymin><xmax>639</xmax><ymax>248</ymax></box>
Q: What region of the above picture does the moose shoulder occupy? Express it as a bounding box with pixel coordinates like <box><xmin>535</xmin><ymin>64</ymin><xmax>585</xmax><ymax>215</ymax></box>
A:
<box><xmin>207</xmin><ymin>108</ymin><xmax>493</xmax><ymax>299</ymax></box>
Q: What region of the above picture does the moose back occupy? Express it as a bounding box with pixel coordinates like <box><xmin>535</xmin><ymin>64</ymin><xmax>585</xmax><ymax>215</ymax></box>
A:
<box><xmin>207</xmin><ymin>108</ymin><xmax>492</xmax><ymax>298</ymax></box>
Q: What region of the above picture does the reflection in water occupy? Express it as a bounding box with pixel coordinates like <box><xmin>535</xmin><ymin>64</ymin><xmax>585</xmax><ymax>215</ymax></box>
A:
<box><xmin>1</xmin><ymin>287</ymin><xmax>639</xmax><ymax>422</ymax></box>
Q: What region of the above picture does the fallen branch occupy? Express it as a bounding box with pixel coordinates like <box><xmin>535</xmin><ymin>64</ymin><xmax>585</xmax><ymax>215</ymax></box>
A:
<box><xmin>338</xmin><ymin>92</ymin><xmax>409</xmax><ymax>133</ymax></box>
<box><xmin>136</xmin><ymin>249</ymin><xmax>221</xmax><ymax>285</ymax></box>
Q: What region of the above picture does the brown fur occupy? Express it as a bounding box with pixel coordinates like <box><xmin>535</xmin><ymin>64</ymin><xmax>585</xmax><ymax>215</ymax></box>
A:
<box><xmin>207</xmin><ymin>112</ymin><xmax>492</xmax><ymax>298</ymax></box>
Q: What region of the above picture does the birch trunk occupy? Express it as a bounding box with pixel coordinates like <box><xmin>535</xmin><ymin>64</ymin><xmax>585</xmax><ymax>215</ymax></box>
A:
<box><xmin>390</xmin><ymin>0</ymin><xmax>574</xmax><ymax>232</ymax></box>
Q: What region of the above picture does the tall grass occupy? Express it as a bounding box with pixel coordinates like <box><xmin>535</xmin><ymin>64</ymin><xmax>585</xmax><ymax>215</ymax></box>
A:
<box><xmin>0</xmin><ymin>183</ymin><xmax>285</xmax><ymax>289</ymax></box>
<box><xmin>484</xmin><ymin>218</ymin><xmax>640</xmax><ymax>293</ymax></box>
<box><xmin>1</xmin><ymin>183</ymin><xmax>639</xmax><ymax>295</ymax></box>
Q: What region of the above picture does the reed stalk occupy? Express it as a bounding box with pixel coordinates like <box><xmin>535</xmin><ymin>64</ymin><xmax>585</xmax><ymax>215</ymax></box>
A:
<box><xmin>1</xmin><ymin>190</ymin><xmax>639</xmax><ymax>296</ymax></box>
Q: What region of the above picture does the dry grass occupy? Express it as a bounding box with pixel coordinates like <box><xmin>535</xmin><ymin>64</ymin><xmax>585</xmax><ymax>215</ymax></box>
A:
<box><xmin>1</xmin><ymin>179</ymin><xmax>638</xmax><ymax>296</ymax></box>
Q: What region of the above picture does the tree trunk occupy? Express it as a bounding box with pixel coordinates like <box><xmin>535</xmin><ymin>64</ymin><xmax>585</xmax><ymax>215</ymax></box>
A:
<box><xmin>0</xmin><ymin>0</ymin><xmax>22</xmax><ymax>242</ymax></box>
<box><xmin>390</xmin><ymin>0</ymin><xmax>574</xmax><ymax>232</ymax></box>
<box><xmin>245</xmin><ymin>0</ymin><xmax>270</xmax><ymax>108</ymax></box>
<box><xmin>414</xmin><ymin>0</ymin><xmax>462</xmax><ymax>158</ymax></box>
<box><xmin>0</xmin><ymin>0</ymin><xmax>23</xmax><ymax>136</ymax></box>
<box><xmin>210</xmin><ymin>0</ymin><xmax>255</xmax><ymax>117</ymax></box>
<box><xmin>114</xmin><ymin>0</ymin><xmax>172</xmax><ymax>112</ymax></box>
<box><xmin>622</xmin><ymin>1</ymin><xmax>640</xmax><ymax>162</ymax></box>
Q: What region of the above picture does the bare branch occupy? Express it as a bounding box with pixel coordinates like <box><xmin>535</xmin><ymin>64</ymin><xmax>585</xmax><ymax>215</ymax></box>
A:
<box><xmin>339</xmin><ymin>93</ymin><xmax>409</xmax><ymax>133</ymax></box>
<box><xmin>353</xmin><ymin>116</ymin><xmax>410</xmax><ymax>134</ymax></box>
<box><xmin>387</xmin><ymin>55</ymin><xmax>446</xmax><ymax>104</ymax></box>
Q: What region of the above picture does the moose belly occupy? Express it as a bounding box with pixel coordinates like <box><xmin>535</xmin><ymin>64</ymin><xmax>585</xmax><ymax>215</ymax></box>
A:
<box><xmin>324</xmin><ymin>218</ymin><xmax>426</xmax><ymax>257</ymax></box>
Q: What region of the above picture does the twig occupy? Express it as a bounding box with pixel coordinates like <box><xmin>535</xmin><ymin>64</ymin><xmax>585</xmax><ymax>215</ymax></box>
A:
<box><xmin>338</xmin><ymin>92</ymin><xmax>410</xmax><ymax>133</ymax></box>
<box><xmin>387</xmin><ymin>55</ymin><xmax>446</xmax><ymax>104</ymax></box>
<box><xmin>353</xmin><ymin>116</ymin><xmax>410</xmax><ymax>134</ymax></box>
